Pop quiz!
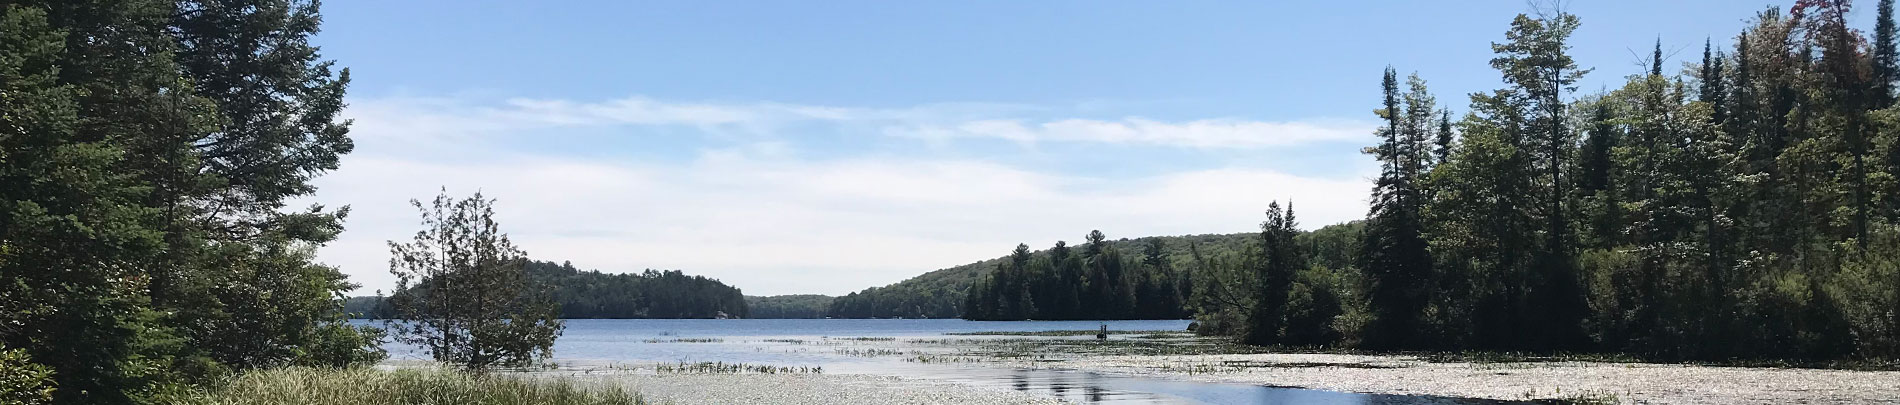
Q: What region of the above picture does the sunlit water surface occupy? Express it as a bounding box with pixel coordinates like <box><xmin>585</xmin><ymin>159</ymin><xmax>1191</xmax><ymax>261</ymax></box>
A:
<box><xmin>358</xmin><ymin>319</ymin><xmax>1519</xmax><ymax>404</ymax></box>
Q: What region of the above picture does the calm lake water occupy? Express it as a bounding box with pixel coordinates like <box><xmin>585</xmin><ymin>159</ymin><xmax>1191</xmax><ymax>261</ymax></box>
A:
<box><xmin>361</xmin><ymin>319</ymin><xmax>1517</xmax><ymax>404</ymax></box>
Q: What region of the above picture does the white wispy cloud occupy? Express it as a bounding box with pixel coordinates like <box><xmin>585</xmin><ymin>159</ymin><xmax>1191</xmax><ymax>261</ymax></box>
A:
<box><xmin>310</xmin><ymin>95</ymin><xmax>1375</xmax><ymax>296</ymax></box>
<box><xmin>346</xmin><ymin>95</ymin><xmax>1370</xmax><ymax>149</ymax></box>
<box><xmin>885</xmin><ymin>118</ymin><xmax>1372</xmax><ymax>148</ymax></box>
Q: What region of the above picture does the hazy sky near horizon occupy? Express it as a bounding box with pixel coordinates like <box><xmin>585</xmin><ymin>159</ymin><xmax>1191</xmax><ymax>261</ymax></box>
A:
<box><xmin>308</xmin><ymin>1</ymin><xmax>1869</xmax><ymax>296</ymax></box>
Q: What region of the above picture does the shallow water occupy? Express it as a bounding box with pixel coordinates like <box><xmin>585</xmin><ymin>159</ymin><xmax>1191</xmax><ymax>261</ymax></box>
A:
<box><xmin>359</xmin><ymin>319</ymin><xmax>1517</xmax><ymax>404</ymax></box>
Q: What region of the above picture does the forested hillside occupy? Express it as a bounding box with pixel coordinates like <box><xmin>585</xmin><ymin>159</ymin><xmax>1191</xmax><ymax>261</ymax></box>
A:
<box><xmin>746</xmin><ymin>295</ymin><xmax>835</xmax><ymax>319</ymax></box>
<box><xmin>1190</xmin><ymin>1</ymin><xmax>1900</xmax><ymax>362</ymax></box>
<box><xmin>826</xmin><ymin>232</ymin><xmax>1257</xmax><ymax>319</ymax></box>
<box><xmin>347</xmin><ymin>260</ymin><xmax>748</xmax><ymax>319</ymax></box>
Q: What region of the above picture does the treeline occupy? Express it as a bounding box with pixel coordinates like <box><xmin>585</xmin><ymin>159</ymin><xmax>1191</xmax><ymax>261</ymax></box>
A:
<box><xmin>1199</xmin><ymin>1</ymin><xmax>1900</xmax><ymax>362</ymax></box>
<box><xmin>350</xmin><ymin>261</ymin><xmax>749</xmax><ymax>319</ymax></box>
<box><xmin>747</xmin><ymin>295</ymin><xmax>835</xmax><ymax>319</ymax></box>
<box><xmin>0</xmin><ymin>0</ymin><xmax>384</xmax><ymax>403</ymax></box>
<box><xmin>528</xmin><ymin>261</ymin><xmax>748</xmax><ymax>319</ymax></box>
<box><xmin>827</xmin><ymin>233</ymin><xmax>1253</xmax><ymax>319</ymax></box>
<box><xmin>962</xmin><ymin>232</ymin><xmax>1193</xmax><ymax>320</ymax></box>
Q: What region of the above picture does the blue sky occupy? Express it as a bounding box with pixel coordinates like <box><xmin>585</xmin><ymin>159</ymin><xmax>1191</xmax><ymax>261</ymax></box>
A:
<box><xmin>307</xmin><ymin>1</ymin><xmax>1867</xmax><ymax>296</ymax></box>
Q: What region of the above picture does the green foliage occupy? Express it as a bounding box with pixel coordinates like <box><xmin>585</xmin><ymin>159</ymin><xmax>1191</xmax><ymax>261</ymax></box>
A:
<box><xmin>1189</xmin><ymin>2</ymin><xmax>1900</xmax><ymax>363</ymax></box>
<box><xmin>352</xmin><ymin>263</ymin><xmax>750</xmax><ymax>320</ymax></box>
<box><xmin>963</xmin><ymin>232</ymin><xmax>1196</xmax><ymax>320</ymax></box>
<box><xmin>527</xmin><ymin>261</ymin><xmax>748</xmax><ymax>319</ymax></box>
<box><xmin>2</xmin><ymin>1</ymin><xmax>381</xmax><ymax>403</ymax></box>
<box><xmin>830</xmin><ymin>233</ymin><xmax>1252</xmax><ymax>319</ymax></box>
<box><xmin>746</xmin><ymin>295</ymin><xmax>835</xmax><ymax>319</ymax></box>
<box><xmin>0</xmin><ymin>348</ymin><xmax>55</xmax><ymax>405</ymax></box>
<box><xmin>386</xmin><ymin>191</ymin><xmax>564</xmax><ymax>372</ymax></box>
<box><xmin>1360</xmin><ymin>69</ymin><xmax>1439</xmax><ymax>350</ymax></box>
<box><xmin>179</xmin><ymin>367</ymin><xmax>644</xmax><ymax>405</ymax></box>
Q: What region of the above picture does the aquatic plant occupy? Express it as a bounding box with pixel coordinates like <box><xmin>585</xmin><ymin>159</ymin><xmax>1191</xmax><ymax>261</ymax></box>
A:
<box><xmin>176</xmin><ymin>367</ymin><xmax>645</xmax><ymax>405</ymax></box>
<box><xmin>653</xmin><ymin>361</ymin><xmax>822</xmax><ymax>374</ymax></box>
<box><xmin>641</xmin><ymin>338</ymin><xmax>724</xmax><ymax>343</ymax></box>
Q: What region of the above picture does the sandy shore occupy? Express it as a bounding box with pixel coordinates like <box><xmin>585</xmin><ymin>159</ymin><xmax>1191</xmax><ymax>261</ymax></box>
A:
<box><xmin>983</xmin><ymin>351</ymin><xmax>1900</xmax><ymax>404</ymax></box>
<box><xmin>559</xmin><ymin>372</ymin><xmax>1063</xmax><ymax>405</ymax></box>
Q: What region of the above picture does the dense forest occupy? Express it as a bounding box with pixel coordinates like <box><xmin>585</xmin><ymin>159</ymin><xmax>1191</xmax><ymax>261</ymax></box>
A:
<box><xmin>746</xmin><ymin>295</ymin><xmax>835</xmax><ymax>319</ymax></box>
<box><xmin>1186</xmin><ymin>1</ymin><xmax>1900</xmax><ymax>362</ymax></box>
<box><xmin>0</xmin><ymin>0</ymin><xmax>387</xmax><ymax>403</ymax></box>
<box><xmin>961</xmin><ymin>231</ymin><xmax>1195</xmax><ymax>320</ymax></box>
<box><xmin>347</xmin><ymin>260</ymin><xmax>749</xmax><ymax>319</ymax></box>
<box><xmin>828</xmin><ymin>233</ymin><xmax>1254</xmax><ymax>319</ymax></box>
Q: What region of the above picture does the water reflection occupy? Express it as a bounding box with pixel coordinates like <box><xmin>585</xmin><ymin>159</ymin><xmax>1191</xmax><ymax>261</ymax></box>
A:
<box><xmin>360</xmin><ymin>319</ymin><xmax>1524</xmax><ymax>404</ymax></box>
<box><xmin>916</xmin><ymin>366</ymin><xmax>1520</xmax><ymax>404</ymax></box>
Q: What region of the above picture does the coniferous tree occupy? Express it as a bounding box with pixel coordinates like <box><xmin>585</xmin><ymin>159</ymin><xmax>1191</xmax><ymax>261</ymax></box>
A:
<box><xmin>1244</xmin><ymin>202</ymin><xmax>1300</xmax><ymax>345</ymax></box>
<box><xmin>386</xmin><ymin>191</ymin><xmax>564</xmax><ymax>372</ymax></box>
<box><xmin>1701</xmin><ymin>39</ymin><xmax>1730</xmax><ymax>124</ymax></box>
<box><xmin>1492</xmin><ymin>11</ymin><xmax>1593</xmax><ymax>350</ymax></box>
<box><xmin>1360</xmin><ymin>69</ymin><xmax>1437</xmax><ymax>349</ymax></box>
<box><xmin>2</xmin><ymin>1</ymin><xmax>381</xmax><ymax>402</ymax></box>
<box><xmin>1435</xmin><ymin>110</ymin><xmax>1456</xmax><ymax>167</ymax></box>
<box><xmin>1875</xmin><ymin>0</ymin><xmax>1897</xmax><ymax>106</ymax></box>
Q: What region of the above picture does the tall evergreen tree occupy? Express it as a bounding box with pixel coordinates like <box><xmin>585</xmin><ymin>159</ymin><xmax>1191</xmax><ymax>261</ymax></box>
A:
<box><xmin>1360</xmin><ymin>70</ymin><xmax>1437</xmax><ymax>349</ymax></box>
<box><xmin>1496</xmin><ymin>11</ymin><xmax>1593</xmax><ymax>350</ymax></box>
<box><xmin>1701</xmin><ymin>39</ymin><xmax>1730</xmax><ymax>124</ymax></box>
<box><xmin>1435</xmin><ymin>110</ymin><xmax>1456</xmax><ymax>167</ymax></box>
<box><xmin>1875</xmin><ymin>0</ymin><xmax>1897</xmax><ymax>107</ymax></box>
<box><xmin>1244</xmin><ymin>202</ymin><xmax>1300</xmax><ymax>345</ymax></box>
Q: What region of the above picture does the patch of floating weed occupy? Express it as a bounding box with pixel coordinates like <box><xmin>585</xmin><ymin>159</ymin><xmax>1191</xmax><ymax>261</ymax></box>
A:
<box><xmin>904</xmin><ymin>355</ymin><xmax>985</xmax><ymax>364</ymax></box>
<box><xmin>653</xmin><ymin>361</ymin><xmax>822</xmax><ymax>374</ymax></box>
<box><xmin>835</xmin><ymin>348</ymin><xmax>906</xmax><ymax>357</ymax></box>
<box><xmin>829</xmin><ymin>336</ymin><xmax>896</xmax><ymax>342</ymax></box>
<box><xmin>641</xmin><ymin>338</ymin><xmax>723</xmax><ymax>343</ymax></box>
<box><xmin>944</xmin><ymin>330</ymin><xmax>1184</xmax><ymax>337</ymax></box>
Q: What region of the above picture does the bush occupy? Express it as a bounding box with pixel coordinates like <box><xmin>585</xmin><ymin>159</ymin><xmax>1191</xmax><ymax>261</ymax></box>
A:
<box><xmin>294</xmin><ymin>323</ymin><xmax>389</xmax><ymax>368</ymax></box>
<box><xmin>183</xmin><ymin>367</ymin><xmax>643</xmax><ymax>405</ymax></box>
<box><xmin>0</xmin><ymin>348</ymin><xmax>55</xmax><ymax>405</ymax></box>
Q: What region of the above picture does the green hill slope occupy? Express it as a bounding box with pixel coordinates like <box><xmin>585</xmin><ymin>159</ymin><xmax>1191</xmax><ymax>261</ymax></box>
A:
<box><xmin>825</xmin><ymin>232</ymin><xmax>1261</xmax><ymax>319</ymax></box>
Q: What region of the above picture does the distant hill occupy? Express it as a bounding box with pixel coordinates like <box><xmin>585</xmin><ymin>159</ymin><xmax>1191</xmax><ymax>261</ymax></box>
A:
<box><xmin>745</xmin><ymin>295</ymin><xmax>834</xmax><ymax>319</ymax></box>
<box><xmin>345</xmin><ymin>260</ymin><xmax>747</xmax><ymax>319</ymax></box>
<box><xmin>344</xmin><ymin>227</ymin><xmax>1362</xmax><ymax>320</ymax></box>
<box><xmin>825</xmin><ymin>232</ymin><xmax>1262</xmax><ymax>319</ymax></box>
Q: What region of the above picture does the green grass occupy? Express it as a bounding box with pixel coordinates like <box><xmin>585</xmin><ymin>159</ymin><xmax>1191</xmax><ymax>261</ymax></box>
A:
<box><xmin>180</xmin><ymin>367</ymin><xmax>644</xmax><ymax>405</ymax></box>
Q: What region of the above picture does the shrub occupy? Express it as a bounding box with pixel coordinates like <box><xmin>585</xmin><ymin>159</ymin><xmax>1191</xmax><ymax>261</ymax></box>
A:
<box><xmin>0</xmin><ymin>347</ymin><xmax>55</xmax><ymax>405</ymax></box>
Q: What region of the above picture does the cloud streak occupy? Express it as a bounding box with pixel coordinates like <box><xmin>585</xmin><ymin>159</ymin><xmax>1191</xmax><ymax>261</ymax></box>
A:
<box><xmin>886</xmin><ymin>117</ymin><xmax>1372</xmax><ymax>148</ymax></box>
<box><xmin>310</xmin><ymin>94</ymin><xmax>1376</xmax><ymax>296</ymax></box>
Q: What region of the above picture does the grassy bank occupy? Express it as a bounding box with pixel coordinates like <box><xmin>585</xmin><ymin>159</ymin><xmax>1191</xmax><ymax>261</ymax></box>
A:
<box><xmin>181</xmin><ymin>367</ymin><xmax>644</xmax><ymax>405</ymax></box>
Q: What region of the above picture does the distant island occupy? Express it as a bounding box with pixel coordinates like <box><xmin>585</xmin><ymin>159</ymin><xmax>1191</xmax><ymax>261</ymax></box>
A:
<box><xmin>347</xmin><ymin>260</ymin><xmax>748</xmax><ymax>319</ymax></box>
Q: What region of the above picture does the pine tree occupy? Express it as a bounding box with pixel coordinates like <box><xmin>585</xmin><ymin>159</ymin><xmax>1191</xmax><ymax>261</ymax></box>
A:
<box><xmin>1360</xmin><ymin>69</ymin><xmax>1437</xmax><ymax>349</ymax></box>
<box><xmin>1435</xmin><ymin>110</ymin><xmax>1455</xmax><ymax>167</ymax></box>
<box><xmin>386</xmin><ymin>191</ymin><xmax>565</xmax><ymax>371</ymax></box>
<box><xmin>1579</xmin><ymin>102</ymin><xmax>1622</xmax><ymax>247</ymax></box>
<box><xmin>1244</xmin><ymin>202</ymin><xmax>1300</xmax><ymax>345</ymax></box>
<box><xmin>1653</xmin><ymin>39</ymin><xmax>1666</xmax><ymax>77</ymax></box>
<box><xmin>1700</xmin><ymin>39</ymin><xmax>1729</xmax><ymax>125</ymax></box>
<box><xmin>1874</xmin><ymin>0</ymin><xmax>1897</xmax><ymax>107</ymax></box>
<box><xmin>1493</xmin><ymin>12</ymin><xmax>1592</xmax><ymax>350</ymax></box>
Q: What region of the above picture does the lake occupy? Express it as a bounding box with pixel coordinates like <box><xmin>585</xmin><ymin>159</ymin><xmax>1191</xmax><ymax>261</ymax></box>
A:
<box><xmin>361</xmin><ymin>319</ymin><xmax>1521</xmax><ymax>404</ymax></box>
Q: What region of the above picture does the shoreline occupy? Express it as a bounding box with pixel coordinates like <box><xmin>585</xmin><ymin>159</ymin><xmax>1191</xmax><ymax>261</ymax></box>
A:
<box><xmin>394</xmin><ymin>331</ymin><xmax>1900</xmax><ymax>404</ymax></box>
<box><xmin>962</xmin><ymin>342</ymin><xmax>1900</xmax><ymax>404</ymax></box>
